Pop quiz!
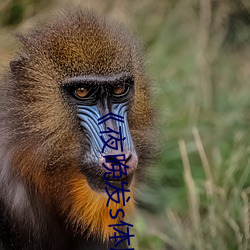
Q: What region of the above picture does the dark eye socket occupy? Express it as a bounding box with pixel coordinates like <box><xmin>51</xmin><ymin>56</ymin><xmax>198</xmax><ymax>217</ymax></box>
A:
<box><xmin>112</xmin><ymin>75</ymin><xmax>134</xmax><ymax>97</ymax></box>
<box><xmin>62</xmin><ymin>82</ymin><xmax>99</xmax><ymax>105</ymax></box>
<box><xmin>113</xmin><ymin>84</ymin><xmax>127</xmax><ymax>96</ymax></box>
<box><xmin>74</xmin><ymin>86</ymin><xmax>90</xmax><ymax>98</ymax></box>
<box><xmin>62</xmin><ymin>75</ymin><xmax>134</xmax><ymax>104</ymax></box>
<box><xmin>70</xmin><ymin>83</ymin><xmax>98</xmax><ymax>100</ymax></box>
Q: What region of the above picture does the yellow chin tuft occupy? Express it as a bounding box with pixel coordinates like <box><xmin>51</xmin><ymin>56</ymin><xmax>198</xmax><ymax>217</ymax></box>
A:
<box><xmin>67</xmin><ymin>174</ymin><xmax>135</xmax><ymax>241</ymax></box>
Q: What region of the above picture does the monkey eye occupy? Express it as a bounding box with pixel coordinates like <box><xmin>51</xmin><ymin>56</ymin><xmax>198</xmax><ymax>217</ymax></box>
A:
<box><xmin>74</xmin><ymin>87</ymin><xmax>89</xmax><ymax>98</ymax></box>
<box><xmin>113</xmin><ymin>84</ymin><xmax>126</xmax><ymax>96</ymax></box>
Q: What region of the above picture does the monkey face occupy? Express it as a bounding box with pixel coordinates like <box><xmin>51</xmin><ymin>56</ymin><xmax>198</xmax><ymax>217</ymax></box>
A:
<box><xmin>61</xmin><ymin>73</ymin><xmax>138</xmax><ymax>193</ymax></box>
<box><xmin>2</xmin><ymin>10</ymin><xmax>154</xmax><ymax>240</ymax></box>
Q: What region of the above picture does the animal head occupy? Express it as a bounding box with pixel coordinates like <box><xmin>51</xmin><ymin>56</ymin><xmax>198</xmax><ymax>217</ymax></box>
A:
<box><xmin>0</xmin><ymin>10</ymin><xmax>153</xmax><ymax>241</ymax></box>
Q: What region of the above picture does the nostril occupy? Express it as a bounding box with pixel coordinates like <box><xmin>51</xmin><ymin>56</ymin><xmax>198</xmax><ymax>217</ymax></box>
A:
<box><xmin>106</xmin><ymin>156</ymin><xmax>115</xmax><ymax>162</ymax></box>
<box><xmin>100</xmin><ymin>152</ymin><xmax>138</xmax><ymax>180</ymax></box>
<box><xmin>125</xmin><ymin>153</ymin><xmax>132</xmax><ymax>164</ymax></box>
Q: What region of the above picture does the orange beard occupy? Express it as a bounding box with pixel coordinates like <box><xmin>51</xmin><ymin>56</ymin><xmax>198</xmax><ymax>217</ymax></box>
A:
<box><xmin>67</xmin><ymin>173</ymin><xmax>135</xmax><ymax>241</ymax></box>
<box><xmin>11</xmin><ymin>144</ymin><xmax>135</xmax><ymax>242</ymax></box>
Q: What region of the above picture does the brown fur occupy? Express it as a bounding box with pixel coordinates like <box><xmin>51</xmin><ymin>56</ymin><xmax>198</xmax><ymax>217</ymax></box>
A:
<box><xmin>0</xmin><ymin>9</ymin><xmax>153</xmax><ymax>246</ymax></box>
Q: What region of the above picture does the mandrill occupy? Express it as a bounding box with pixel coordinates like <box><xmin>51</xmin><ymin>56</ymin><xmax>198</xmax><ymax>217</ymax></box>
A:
<box><xmin>0</xmin><ymin>9</ymin><xmax>153</xmax><ymax>250</ymax></box>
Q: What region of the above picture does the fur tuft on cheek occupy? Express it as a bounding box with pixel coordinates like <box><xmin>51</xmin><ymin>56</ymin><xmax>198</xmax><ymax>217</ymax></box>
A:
<box><xmin>66</xmin><ymin>173</ymin><xmax>135</xmax><ymax>241</ymax></box>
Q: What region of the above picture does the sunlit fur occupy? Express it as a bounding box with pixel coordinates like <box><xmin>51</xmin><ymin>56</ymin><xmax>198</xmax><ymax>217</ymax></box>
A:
<box><xmin>0</xmin><ymin>9</ymin><xmax>153</xmax><ymax>246</ymax></box>
<box><xmin>68</xmin><ymin>175</ymin><xmax>135</xmax><ymax>240</ymax></box>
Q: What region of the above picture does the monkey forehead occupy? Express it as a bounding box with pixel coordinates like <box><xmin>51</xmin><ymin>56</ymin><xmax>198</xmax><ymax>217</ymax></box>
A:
<box><xmin>18</xmin><ymin>10</ymin><xmax>142</xmax><ymax>77</ymax></box>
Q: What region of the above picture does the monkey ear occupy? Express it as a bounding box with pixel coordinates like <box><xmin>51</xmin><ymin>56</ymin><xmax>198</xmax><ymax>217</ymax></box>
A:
<box><xmin>9</xmin><ymin>34</ymin><xmax>29</xmax><ymax>72</ymax></box>
<box><xmin>9</xmin><ymin>58</ymin><xmax>22</xmax><ymax>73</ymax></box>
<box><xmin>9</xmin><ymin>57</ymin><xmax>27</xmax><ymax>75</ymax></box>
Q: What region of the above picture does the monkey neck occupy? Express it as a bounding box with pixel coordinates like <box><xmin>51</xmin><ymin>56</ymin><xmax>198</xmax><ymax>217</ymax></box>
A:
<box><xmin>66</xmin><ymin>173</ymin><xmax>135</xmax><ymax>241</ymax></box>
<box><xmin>0</xmin><ymin>169</ymin><xmax>121</xmax><ymax>250</ymax></box>
<box><xmin>0</xmin><ymin>144</ymin><xmax>134</xmax><ymax>249</ymax></box>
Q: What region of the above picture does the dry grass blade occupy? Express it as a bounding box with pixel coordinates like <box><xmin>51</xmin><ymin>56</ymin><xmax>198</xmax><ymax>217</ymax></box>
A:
<box><xmin>178</xmin><ymin>139</ymin><xmax>203</xmax><ymax>249</ymax></box>
<box><xmin>241</xmin><ymin>191</ymin><xmax>250</xmax><ymax>250</ymax></box>
<box><xmin>192</xmin><ymin>126</ymin><xmax>214</xmax><ymax>195</ymax></box>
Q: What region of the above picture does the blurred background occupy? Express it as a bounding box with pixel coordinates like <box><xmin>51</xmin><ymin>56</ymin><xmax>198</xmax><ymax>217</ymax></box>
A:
<box><xmin>1</xmin><ymin>0</ymin><xmax>250</xmax><ymax>249</ymax></box>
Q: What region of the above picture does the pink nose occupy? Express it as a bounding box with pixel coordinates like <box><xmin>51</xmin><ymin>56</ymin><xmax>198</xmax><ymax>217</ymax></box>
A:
<box><xmin>99</xmin><ymin>150</ymin><xmax>138</xmax><ymax>178</ymax></box>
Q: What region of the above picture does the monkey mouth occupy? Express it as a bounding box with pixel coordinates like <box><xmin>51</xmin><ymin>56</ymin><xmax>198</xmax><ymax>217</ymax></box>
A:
<box><xmin>104</xmin><ymin>174</ymin><xmax>133</xmax><ymax>188</ymax></box>
<box><xmin>81</xmin><ymin>164</ymin><xmax>134</xmax><ymax>193</ymax></box>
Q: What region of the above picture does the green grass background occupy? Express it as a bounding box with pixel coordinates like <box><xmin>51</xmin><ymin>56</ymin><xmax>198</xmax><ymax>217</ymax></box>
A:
<box><xmin>0</xmin><ymin>0</ymin><xmax>250</xmax><ymax>249</ymax></box>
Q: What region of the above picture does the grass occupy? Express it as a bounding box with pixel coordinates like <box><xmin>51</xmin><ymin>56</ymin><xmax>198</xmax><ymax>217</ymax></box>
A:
<box><xmin>133</xmin><ymin>1</ymin><xmax>250</xmax><ymax>249</ymax></box>
<box><xmin>1</xmin><ymin>0</ymin><xmax>250</xmax><ymax>249</ymax></box>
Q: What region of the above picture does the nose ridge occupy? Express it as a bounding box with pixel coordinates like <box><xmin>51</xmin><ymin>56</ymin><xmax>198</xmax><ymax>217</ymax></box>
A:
<box><xmin>99</xmin><ymin>150</ymin><xmax>138</xmax><ymax>177</ymax></box>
